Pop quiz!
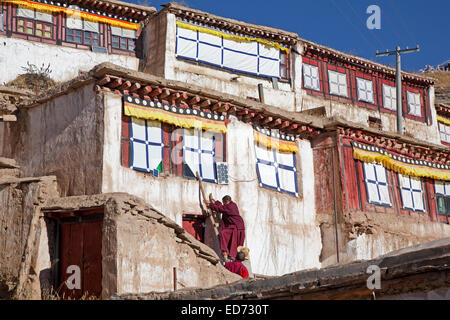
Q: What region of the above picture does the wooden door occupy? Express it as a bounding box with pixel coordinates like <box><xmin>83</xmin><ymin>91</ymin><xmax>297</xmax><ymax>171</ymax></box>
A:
<box><xmin>58</xmin><ymin>215</ymin><xmax>103</xmax><ymax>299</ymax></box>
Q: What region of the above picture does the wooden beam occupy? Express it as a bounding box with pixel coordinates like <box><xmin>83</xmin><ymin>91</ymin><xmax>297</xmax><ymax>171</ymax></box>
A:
<box><xmin>109</xmin><ymin>77</ymin><xmax>122</xmax><ymax>89</ymax></box>
<box><xmin>118</xmin><ymin>80</ymin><xmax>131</xmax><ymax>90</ymax></box>
<box><xmin>260</xmin><ymin>116</ymin><xmax>273</xmax><ymax>125</ymax></box>
<box><xmin>268</xmin><ymin>118</ymin><xmax>282</xmax><ymax>128</ymax></box>
<box><xmin>149</xmin><ymin>88</ymin><xmax>163</xmax><ymax>97</ymax></box>
<box><xmin>97</xmin><ymin>75</ymin><xmax>111</xmax><ymax>86</ymax></box>
<box><xmin>211</xmin><ymin>102</ymin><xmax>222</xmax><ymax>112</ymax></box>
<box><xmin>129</xmin><ymin>82</ymin><xmax>141</xmax><ymax>93</ymax></box>
<box><xmin>199</xmin><ymin>99</ymin><xmax>211</xmax><ymax>108</ymax></box>
<box><xmin>175</xmin><ymin>92</ymin><xmax>189</xmax><ymax>104</ymax></box>
<box><xmin>237</xmin><ymin>108</ymin><xmax>249</xmax><ymax>116</ymax></box>
<box><xmin>138</xmin><ymin>85</ymin><xmax>153</xmax><ymax>95</ymax></box>
<box><xmin>159</xmin><ymin>89</ymin><xmax>171</xmax><ymax>99</ymax></box>
<box><xmin>287</xmin><ymin>123</ymin><xmax>298</xmax><ymax>131</ymax></box>
<box><xmin>188</xmin><ymin>95</ymin><xmax>201</xmax><ymax>105</ymax></box>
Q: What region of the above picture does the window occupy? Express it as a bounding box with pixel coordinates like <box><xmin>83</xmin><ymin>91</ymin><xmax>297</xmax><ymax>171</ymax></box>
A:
<box><xmin>383</xmin><ymin>84</ymin><xmax>397</xmax><ymax>110</ymax></box>
<box><xmin>183</xmin><ymin>129</ymin><xmax>217</xmax><ymax>183</ymax></box>
<box><xmin>407</xmin><ymin>91</ymin><xmax>421</xmax><ymax>116</ymax></box>
<box><xmin>129</xmin><ymin>118</ymin><xmax>164</xmax><ymax>174</ymax></box>
<box><xmin>363</xmin><ymin>162</ymin><xmax>391</xmax><ymax>206</ymax></box>
<box><xmin>66</xmin><ymin>9</ymin><xmax>99</xmax><ymax>46</ymax></box>
<box><xmin>439</xmin><ymin>122</ymin><xmax>450</xmax><ymax>144</ymax></box>
<box><xmin>328</xmin><ymin>70</ymin><xmax>348</xmax><ymax>97</ymax></box>
<box><xmin>254</xmin><ymin>144</ymin><xmax>298</xmax><ymax>196</ymax></box>
<box><xmin>280</xmin><ymin>52</ymin><xmax>289</xmax><ymax>80</ymax></box>
<box><xmin>303</xmin><ymin>63</ymin><xmax>320</xmax><ymax>91</ymax></box>
<box><xmin>16</xmin><ymin>6</ymin><xmax>53</xmax><ymax>38</ymax></box>
<box><xmin>356</xmin><ymin>78</ymin><xmax>374</xmax><ymax>103</ymax></box>
<box><xmin>122</xmin><ymin>115</ymin><xmax>226</xmax><ymax>183</ymax></box>
<box><xmin>398</xmin><ymin>174</ymin><xmax>425</xmax><ymax>212</ymax></box>
<box><xmin>111</xmin><ymin>26</ymin><xmax>136</xmax><ymax>51</ymax></box>
<box><xmin>176</xmin><ymin>22</ymin><xmax>286</xmax><ymax>79</ymax></box>
<box><xmin>435</xmin><ymin>181</ymin><xmax>450</xmax><ymax>216</ymax></box>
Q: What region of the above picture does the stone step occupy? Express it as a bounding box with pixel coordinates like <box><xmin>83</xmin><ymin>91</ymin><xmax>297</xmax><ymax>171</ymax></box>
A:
<box><xmin>0</xmin><ymin>168</ymin><xmax>20</xmax><ymax>178</ymax></box>
<box><xmin>0</xmin><ymin>157</ymin><xmax>19</xmax><ymax>169</ymax></box>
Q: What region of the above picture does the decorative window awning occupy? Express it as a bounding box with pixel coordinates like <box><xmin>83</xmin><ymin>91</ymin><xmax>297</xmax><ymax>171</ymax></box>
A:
<box><xmin>176</xmin><ymin>20</ymin><xmax>289</xmax><ymax>53</ymax></box>
<box><xmin>437</xmin><ymin>115</ymin><xmax>450</xmax><ymax>127</ymax></box>
<box><xmin>253</xmin><ymin>126</ymin><xmax>298</xmax><ymax>153</ymax></box>
<box><xmin>176</xmin><ymin>20</ymin><xmax>287</xmax><ymax>79</ymax></box>
<box><xmin>4</xmin><ymin>0</ymin><xmax>140</xmax><ymax>30</ymax></box>
<box><xmin>352</xmin><ymin>141</ymin><xmax>450</xmax><ymax>181</ymax></box>
<box><xmin>124</xmin><ymin>95</ymin><xmax>228</xmax><ymax>133</ymax></box>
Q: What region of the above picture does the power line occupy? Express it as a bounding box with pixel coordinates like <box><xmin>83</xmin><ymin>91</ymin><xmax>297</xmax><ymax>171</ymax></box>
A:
<box><xmin>387</xmin><ymin>0</ymin><xmax>418</xmax><ymax>45</ymax></box>
<box><xmin>343</xmin><ymin>0</ymin><xmax>386</xmax><ymax>49</ymax></box>
<box><xmin>328</xmin><ymin>0</ymin><xmax>377</xmax><ymax>52</ymax></box>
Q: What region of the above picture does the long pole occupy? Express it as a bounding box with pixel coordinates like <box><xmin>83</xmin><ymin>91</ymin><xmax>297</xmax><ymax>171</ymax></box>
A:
<box><xmin>395</xmin><ymin>48</ymin><xmax>402</xmax><ymax>135</ymax></box>
<box><xmin>376</xmin><ymin>45</ymin><xmax>419</xmax><ymax>134</ymax></box>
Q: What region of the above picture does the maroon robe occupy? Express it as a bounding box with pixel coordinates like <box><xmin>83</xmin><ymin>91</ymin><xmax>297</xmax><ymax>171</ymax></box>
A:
<box><xmin>208</xmin><ymin>200</ymin><xmax>246</xmax><ymax>258</ymax></box>
<box><xmin>224</xmin><ymin>260</ymin><xmax>249</xmax><ymax>278</ymax></box>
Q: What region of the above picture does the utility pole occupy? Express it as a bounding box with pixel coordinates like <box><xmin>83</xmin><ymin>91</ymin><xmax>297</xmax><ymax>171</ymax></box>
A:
<box><xmin>376</xmin><ymin>46</ymin><xmax>419</xmax><ymax>134</ymax></box>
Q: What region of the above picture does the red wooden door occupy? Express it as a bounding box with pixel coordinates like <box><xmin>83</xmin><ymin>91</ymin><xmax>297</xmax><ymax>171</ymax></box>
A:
<box><xmin>59</xmin><ymin>217</ymin><xmax>103</xmax><ymax>299</ymax></box>
<box><xmin>182</xmin><ymin>214</ymin><xmax>205</xmax><ymax>242</ymax></box>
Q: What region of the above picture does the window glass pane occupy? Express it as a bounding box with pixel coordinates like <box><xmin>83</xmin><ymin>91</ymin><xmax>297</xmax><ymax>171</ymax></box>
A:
<box><xmin>328</xmin><ymin>70</ymin><xmax>347</xmax><ymax>96</ymax></box>
<box><xmin>112</xmin><ymin>36</ymin><xmax>119</xmax><ymax>48</ymax></box>
<box><xmin>120</xmin><ymin>37</ymin><xmax>127</xmax><ymax>49</ymax></box>
<box><xmin>128</xmin><ymin>39</ymin><xmax>135</xmax><ymax>51</ymax></box>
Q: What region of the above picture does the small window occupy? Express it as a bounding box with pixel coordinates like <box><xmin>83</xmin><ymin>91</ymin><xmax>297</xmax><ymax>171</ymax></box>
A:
<box><xmin>303</xmin><ymin>63</ymin><xmax>320</xmax><ymax>91</ymax></box>
<box><xmin>398</xmin><ymin>174</ymin><xmax>425</xmax><ymax>212</ymax></box>
<box><xmin>435</xmin><ymin>181</ymin><xmax>450</xmax><ymax>216</ymax></box>
<box><xmin>129</xmin><ymin>118</ymin><xmax>164</xmax><ymax>174</ymax></box>
<box><xmin>111</xmin><ymin>26</ymin><xmax>136</xmax><ymax>52</ymax></box>
<box><xmin>66</xmin><ymin>12</ymin><xmax>99</xmax><ymax>46</ymax></box>
<box><xmin>280</xmin><ymin>52</ymin><xmax>289</xmax><ymax>80</ymax></box>
<box><xmin>328</xmin><ymin>70</ymin><xmax>348</xmax><ymax>97</ymax></box>
<box><xmin>183</xmin><ymin>129</ymin><xmax>217</xmax><ymax>183</ymax></box>
<box><xmin>363</xmin><ymin>162</ymin><xmax>391</xmax><ymax>206</ymax></box>
<box><xmin>439</xmin><ymin>122</ymin><xmax>450</xmax><ymax>144</ymax></box>
<box><xmin>356</xmin><ymin>78</ymin><xmax>374</xmax><ymax>103</ymax></box>
<box><xmin>383</xmin><ymin>84</ymin><xmax>397</xmax><ymax>110</ymax></box>
<box><xmin>407</xmin><ymin>91</ymin><xmax>421</xmax><ymax>116</ymax></box>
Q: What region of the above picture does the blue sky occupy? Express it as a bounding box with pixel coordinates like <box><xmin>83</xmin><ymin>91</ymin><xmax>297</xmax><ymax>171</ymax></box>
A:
<box><xmin>131</xmin><ymin>0</ymin><xmax>449</xmax><ymax>72</ymax></box>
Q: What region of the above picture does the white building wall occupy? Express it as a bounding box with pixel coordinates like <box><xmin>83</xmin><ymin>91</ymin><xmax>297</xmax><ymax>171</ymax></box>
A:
<box><xmin>102</xmin><ymin>93</ymin><xmax>322</xmax><ymax>276</ymax></box>
<box><xmin>0</xmin><ymin>36</ymin><xmax>139</xmax><ymax>84</ymax></box>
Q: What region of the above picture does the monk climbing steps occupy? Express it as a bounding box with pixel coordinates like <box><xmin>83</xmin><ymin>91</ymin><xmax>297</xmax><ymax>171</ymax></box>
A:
<box><xmin>204</xmin><ymin>195</ymin><xmax>245</xmax><ymax>261</ymax></box>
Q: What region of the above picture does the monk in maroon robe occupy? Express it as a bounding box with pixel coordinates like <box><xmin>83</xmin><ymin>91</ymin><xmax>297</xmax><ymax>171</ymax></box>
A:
<box><xmin>206</xmin><ymin>195</ymin><xmax>245</xmax><ymax>259</ymax></box>
<box><xmin>224</xmin><ymin>251</ymin><xmax>249</xmax><ymax>278</ymax></box>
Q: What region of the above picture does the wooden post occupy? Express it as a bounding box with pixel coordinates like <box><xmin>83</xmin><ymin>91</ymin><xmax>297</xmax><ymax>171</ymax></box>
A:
<box><xmin>173</xmin><ymin>267</ymin><xmax>177</xmax><ymax>291</ymax></box>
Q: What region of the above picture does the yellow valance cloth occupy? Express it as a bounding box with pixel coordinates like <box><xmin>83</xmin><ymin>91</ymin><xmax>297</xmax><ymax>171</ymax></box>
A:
<box><xmin>437</xmin><ymin>115</ymin><xmax>450</xmax><ymax>126</ymax></box>
<box><xmin>124</xmin><ymin>97</ymin><xmax>227</xmax><ymax>133</ymax></box>
<box><xmin>353</xmin><ymin>143</ymin><xmax>450</xmax><ymax>181</ymax></box>
<box><xmin>5</xmin><ymin>0</ymin><xmax>140</xmax><ymax>30</ymax></box>
<box><xmin>176</xmin><ymin>20</ymin><xmax>289</xmax><ymax>54</ymax></box>
<box><xmin>254</xmin><ymin>129</ymin><xmax>298</xmax><ymax>153</ymax></box>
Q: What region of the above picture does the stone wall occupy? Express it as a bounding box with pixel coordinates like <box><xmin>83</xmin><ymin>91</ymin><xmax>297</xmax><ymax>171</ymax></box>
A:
<box><xmin>1</xmin><ymin>84</ymin><xmax>105</xmax><ymax>197</ymax></box>
<box><xmin>0</xmin><ymin>171</ymin><xmax>58</xmax><ymax>299</ymax></box>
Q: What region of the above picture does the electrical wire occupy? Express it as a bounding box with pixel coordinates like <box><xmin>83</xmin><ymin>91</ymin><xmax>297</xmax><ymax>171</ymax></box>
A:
<box><xmin>387</xmin><ymin>0</ymin><xmax>418</xmax><ymax>45</ymax></box>
<box><xmin>343</xmin><ymin>0</ymin><xmax>386</xmax><ymax>50</ymax></box>
<box><xmin>328</xmin><ymin>0</ymin><xmax>378</xmax><ymax>52</ymax></box>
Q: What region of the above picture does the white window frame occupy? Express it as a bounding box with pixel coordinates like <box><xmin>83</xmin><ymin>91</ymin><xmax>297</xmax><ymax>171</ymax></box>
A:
<box><xmin>398</xmin><ymin>174</ymin><xmax>425</xmax><ymax>212</ymax></box>
<box><xmin>356</xmin><ymin>77</ymin><xmax>374</xmax><ymax>103</ymax></box>
<box><xmin>407</xmin><ymin>91</ymin><xmax>422</xmax><ymax>117</ymax></box>
<box><xmin>363</xmin><ymin>162</ymin><xmax>391</xmax><ymax>206</ymax></box>
<box><xmin>382</xmin><ymin>84</ymin><xmax>397</xmax><ymax>110</ymax></box>
<box><xmin>129</xmin><ymin>118</ymin><xmax>164</xmax><ymax>175</ymax></box>
<box><xmin>303</xmin><ymin>63</ymin><xmax>320</xmax><ymax>91</ymax></box>
<box><xmin>439</xmin><ymin>122</ymin><xmax>450</xmax><ymax>143</ymax></box>
<box><xmin>254</xmin><ymin>144</ymin><xmax>298</xmax><ymax>197</ymax></box>
<box><xmin>435</xmin><ymin>180</ymin><xmax>450</xmax><ymax>216</ymax></box>
<box><xmin>328</xmin><ymin>69</ymin><xmax>348</xmax><ymax>97</ymax></box>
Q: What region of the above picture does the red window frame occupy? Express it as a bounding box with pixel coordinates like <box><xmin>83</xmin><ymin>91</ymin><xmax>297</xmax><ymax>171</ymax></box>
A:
<box><xmin>15</xmin><ymin>16</ymin><xmax>54</xmax><ymax>39</ymax></box>
<box><xmin>111</xmin><ymin>35</ymin><xmax>135</xmax><ymax>52</ymax></box>
<box><xmin>280</xmin><ymin>51</ymin><xmax>290</xmax><ymax>80</ymax></box>
<box><xmin>66</xmin><ymin>28</ymin><xmax>99</xmax><ymax>47</ymax></box>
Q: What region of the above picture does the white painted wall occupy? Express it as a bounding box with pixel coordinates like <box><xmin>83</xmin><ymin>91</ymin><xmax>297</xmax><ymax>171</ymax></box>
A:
<box><xmin>102</xmin><ymin>93</ymin><xmax>322</xmax><ymax>276</ymax></box>
<box><xmin>0</xmin><ymin>36</ymin><xmax>139</xmax><ymax>84</ymax></box>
